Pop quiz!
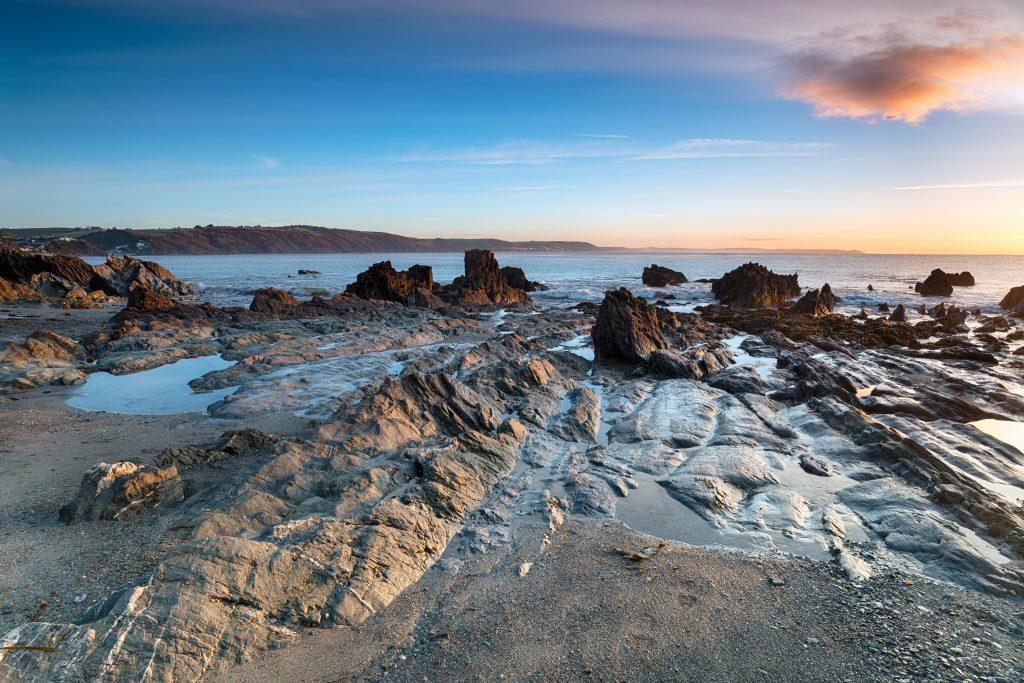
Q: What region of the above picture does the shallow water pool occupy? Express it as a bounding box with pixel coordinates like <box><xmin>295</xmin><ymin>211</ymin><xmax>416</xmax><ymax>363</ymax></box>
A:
<box><xmin>67</xmin><ymin>355</ymin><xmax>237</xmax><ymax>415</ymax></box>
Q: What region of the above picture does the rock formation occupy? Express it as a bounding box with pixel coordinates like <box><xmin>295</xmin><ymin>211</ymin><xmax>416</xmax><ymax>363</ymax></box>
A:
<box><xmin>711</xmin><ymin>262</ymin><xmax>800</xmax><ymax>308</ymax></box>
<box><xmin>946</xmin><ymin>271</ymin><xmax>975</xmax><ymax>287</ymax></box>
<box><xmin>249</xmin><ymin>287</ymin><xmax>300</xmax><ymax>314</ymax></box>
<box><xmin>500</xmin><ymin>266</ymin><xmax>546</xmax><ymax>292</ymax></box>
<box><xmin>591</xmin><ymin>288</ymin><xmax>667</xmax><ymax>364</ymax></box>
<box><xmin>889</xmin><ymin>303</ymin><xmax>908</xmax><ymax>323</ymax></box>
<box><xmin>789</xmin><ymin>284</ymin><xmax>837</xmax><ymax>316</ymax></box>
<box><xmin>344</xmin><ymin>261</ymin><xmax>434</xmax><ymax>303</ymax></box>
<box><xmin>642</xmin><ymin>264</ymin><xmax>688</xmax><ymax>287</ymax></box>
<box><xmin>1001</xmin><ymin>285</ymin><xmax>1024</xmax><ymax>315</ymax></box>
<box><xmin>914</xmin><ymin>269</ymin><xmax>954</xmax><ymax>297</ymax></box>
<box><xmin>92</xmin><ymin>255</ymin><xmax>195</xmax><ymax>297</ymax></box>
<box><xmin>445</xmin><ymin>250</ymin><xmax>529</xmax><ymax>306</ymax></box>
<box><xmin>0</xmin><ymin>247</ymin><xmax>193</xmax><ymax>305</ymax></box>
<box><xmin>59</xmin><ymin>462</ymin><xmax>184</xmax><ymax>523</ymax></box>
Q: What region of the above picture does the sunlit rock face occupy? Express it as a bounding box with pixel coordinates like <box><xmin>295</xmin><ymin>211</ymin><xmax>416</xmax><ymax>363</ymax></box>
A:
<box><xmin>712</xmin><ymin>262</ymin><xmax>800</xmax><ymax>308</ymax></box>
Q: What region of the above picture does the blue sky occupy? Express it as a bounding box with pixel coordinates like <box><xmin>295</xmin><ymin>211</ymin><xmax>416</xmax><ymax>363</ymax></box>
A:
<box><xmin>1</xmin><ymin>0</ymin><xmax>1023</xmax><ymax>252</ymax></box>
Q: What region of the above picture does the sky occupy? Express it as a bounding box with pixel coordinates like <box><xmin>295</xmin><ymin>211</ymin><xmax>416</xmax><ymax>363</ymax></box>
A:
<box><xmin>1</xmin><ymin>1</ymin><xmax>1023</xmax><ymax>253</ymax></box>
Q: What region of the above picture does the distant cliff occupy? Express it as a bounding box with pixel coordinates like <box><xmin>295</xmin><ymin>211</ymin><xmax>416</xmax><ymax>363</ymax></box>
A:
<box><xmin>0</xmin><ymin>225</ymin><xmax>605</xmax><ymax>256</ymax></box>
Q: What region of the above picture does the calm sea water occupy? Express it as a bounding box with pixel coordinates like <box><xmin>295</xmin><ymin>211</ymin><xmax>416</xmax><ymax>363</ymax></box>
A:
<box><xmin>86</xmin><ymin>253</ymin><xmax>1024</xmax><ymax>313</ymax></box>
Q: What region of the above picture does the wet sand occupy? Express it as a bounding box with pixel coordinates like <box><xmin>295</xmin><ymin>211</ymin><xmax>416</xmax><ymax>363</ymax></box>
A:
<box><xmin>222</xmin><ymin>519</ymin><xmax>1024</xmax><ymax>682</ymax></box>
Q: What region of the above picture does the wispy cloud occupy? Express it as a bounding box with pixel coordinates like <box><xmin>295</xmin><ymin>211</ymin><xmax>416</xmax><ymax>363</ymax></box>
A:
<box><xmin>0</xmin><ymin>159</ymin><xmax>11</xmax><ymax>168</ymax></box>
<box><xmin>633</xmin><ymin>138</ymin><xmax>835</xmax><ymax>160</ymax></box>
<box><xmin>893</xmin><ymin>178</ymin><xmax>1024</xmax><ymax>190</ymax></box>
<box><xmin>393</xmin><ymin>140</ymin><xmax>633</xmax><ymax>164</ymax></box>
<box><xmin>781</xmin><ymin>16</ymin><xmax>1024</xmax><ymax>123</ymax></box>
<box><xmin>397</xmin><ymin>137</ymin><xmax>833</xmax><ymax>164</ymax></box>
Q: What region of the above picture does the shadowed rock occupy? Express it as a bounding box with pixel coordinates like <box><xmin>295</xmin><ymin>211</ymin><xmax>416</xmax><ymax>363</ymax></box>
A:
<box><xmin>250</xmin><ymin>287</ymin><xmax>301</xmax><ymax>314</ymax></box>
<box><xmin>344</xmin><ymin>261</ymin><xmax>434</xmax><ymax>303</ymax></box>
<box><xmin>500</xmin><ymin>266</ymin><xmax>546</xmax><ymax>292</ymax></box>
<box><xmin>592</xmin><ymin>287</ymin><xmax>667</xmax><ymax>364</ymax></box>
<box><xmin>93</xmin><ymin>255</ymin><xmax>195</xmax><ymax>297</ymax></box>
<box><xmin>642</xmin><ymin>264</ymin><xmax>687</xmax><ymax>287</ymax></box>
<box><xmin>712</xmin><ymin>262</ymin><xmax>800</xmax><ymax>308</ymax></box>
<box><xmin>946</xmin><ymin>271</ymin><xmax>975</xmax><ymax>287</ymax></box>
<box><xmin>1001</xmin><ymin>285</ymin><xmax>1024</xmax><ymax>316</ymax></box>
<box><xmin>889</xmin><ymin>303</ymin><xmax>907</xmax><ymax>323</ymax></box>
<box><xmin>789</xmin><ymin>284</ymin><xmax>837</xmax><ymax>316</ymax></box>
<box><xmin>648</xmin><ymin>346</ymin><xmax>732</xmax><ymax>380</ymax></box>
<box><xmin>0</xmin><ymin>246</ymin><xmax>106</xmax><ymax>292</ymax></box>
<box><xmin>914</xmin><ymin>269</ymin><xmax>953</xmax><ymax>297</ymax></box>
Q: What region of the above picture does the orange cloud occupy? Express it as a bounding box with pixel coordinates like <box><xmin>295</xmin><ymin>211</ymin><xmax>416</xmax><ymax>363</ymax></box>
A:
<box><xmin>782</xmin><ymin>33</ymin><xmax>1024</xmax><ymax>123</ymax></box>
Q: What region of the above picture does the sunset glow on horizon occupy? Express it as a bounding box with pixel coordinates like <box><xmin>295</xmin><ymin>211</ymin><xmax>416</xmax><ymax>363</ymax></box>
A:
<box><xmin>1</xmin><ymin>0</ymin><xmax>1023</xmax><ymax>254</ymax></box>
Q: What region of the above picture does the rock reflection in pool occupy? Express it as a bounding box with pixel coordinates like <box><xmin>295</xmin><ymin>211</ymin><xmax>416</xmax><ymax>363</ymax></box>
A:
<box><xmin>67</xmin><ymin>355</ymin><xmax>237</xmax><ymax>415</ymax></box>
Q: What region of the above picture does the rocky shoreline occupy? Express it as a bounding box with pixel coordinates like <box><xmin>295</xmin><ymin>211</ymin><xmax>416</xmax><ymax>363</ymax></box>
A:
<box><xmin>1</xmin><ymin>254</ymin><xmax>1022</xmax><ymax>681</ymax></box>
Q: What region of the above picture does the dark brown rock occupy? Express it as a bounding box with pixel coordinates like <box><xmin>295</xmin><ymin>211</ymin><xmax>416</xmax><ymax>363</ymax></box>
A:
<box><xmin>946</xmin><ymin>271</ymin><xmax>975</xmax><ymax>286</ymax></box>
<box><xmin>711</xmin><ymin>262</ymin><xmax>800</xmax><ymax>308</ymax></box>
<box><xmin>126</xmin><ymin>285</ymin><xmax>177</xmax><ymax>313</ymax></box>
<box><xmin>344</xmin><ymin>261</ymin><xmax>433</xmax><ymax>303</ymax></box>
<box><xmin>92</xmin><ymin>255</ymin><xmax>194</xmax><ymax>297</ymax></box>
<box><xmin>0</xmin><ymin>246</ymin><xmax>105</xmax><ymax>291</ymax></box>
<box><xmin>445</xmin><ymin>250</ymin><xmax>529</xmax><ymax>305</ymax></box>
<box><xmin>249</xmin><ymin>288</ymin><xmax>300</xmax><ymax>314</ymax></box>
<box><xmin>500</xmin><ymin>266</ymin><xmax>546</xmax><ymax>292</ymax></box>
<box><xmin>914</xmin><ymin>269</ymin><xmax>954</xmax><ymax>297</ymax></box>
<box><xmin>642</xmin><ymin>264</ymin><xmax>688</xmax><ymax>287</ymax></box>
<box><xmin>591</xmin><ymin>288</ymin><xmax>667</xmax><ymax>363</ymax></box>
<box><xmin>789</xmin><ymin>284</ymin><xmax>837</xmax><ymax>316</ymax></box>
<box><xmin>1001</xmin><ymin>285</ymin><xmax>1024</xmax><ymax>311</ymax></box>
<box><xmin>888</xmin><ymin>303</ymin><xmax>908</xmax><ymax>323</ymax></box>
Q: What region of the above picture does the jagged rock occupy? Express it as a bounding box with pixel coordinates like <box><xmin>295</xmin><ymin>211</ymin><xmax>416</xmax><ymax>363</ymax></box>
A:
<box><xmin>157</xmin><ymin>429</ymin><xmax>279</xmax><ymax>469</ymax></box>
<box><xmin>406</xmin><ymin>287</ymin><xmax>447</xmax><ymax>310</ymax></box>
<box><xmin>0</xmin><ymin>246</ymin><xmax>104</xmax><ymax>291</ymax></box>
<box><xmin>61</xmin><ymin>287</ymin><xmax>108</xmax><ymax>309</ymax></box>
<box><xmin>642</xmin><ymin>264</ymin><xmax>687</xmax><ymax>287</ymax></box>
<box><xmin>878</xmin><ymin>303</ymin><xmax>890</xmax><ymax>313</ymax></box>
<box><xmin>500</xmin><ymin>266</ymin><xmax>546</xmax><ymax>292</ymax></box>
<box><xmin>789</xmin><ymin>284</ymin><xmax>837</xmax><ymax>316</ymax></box>
<box><xmin>648</xmin><ymin>346</ymin><xmax>732</xmax><ymax>380</ymax></box>
<box><xmin>977</xmin><ymin>316</ymin><xmax>1011</xmax><ymax>333</ymax></box>
<box><xmin>946</xmin><ymin>271</ymin><xmax>975</xmax><ymax>286</ymax></box>
<box><xmin>889</xmin><ymin>304</ymin><xmax>907</xmax><ymax>323</ymax></box>
<box><xmin>711</xmin><ymin>262</ymin><xmax>800</xmax><ymax>308</ymax></box>
<box><xmin>58</xmin><ymin>462</ymin><xmax>184</xmax><ymax>523</ymax></box>
<box><xmin>344</xmin><ymin>261</ymin><xmax>433</xmax><ymax>303</ymax></box>
<box><xmin>445</xmin><ymin>250</ymin><xmax>529</xmax><ymax>305</ymax></box>
<box><xmin>250</xmin><ymin>287</ymin><xmax>300</xmax><ymax>314</ymax></box>
<box><xmin>1001</xmin><ymin>285</ymin><xmax>1024</xmax><ymax>313</ymax></box>
<box><xmin>591</xmin><ymin>288</ymin><xmax>666</xmax><ymax>364</ymax></box>
<box><xmin>702</xmin><ymin>305</ymin><xmax>917</xmax><ymax>350</ymax></box>
<box><xmin>0</xmin><ymin>275</ymin><xmax>38</xmax><ymax>303</ymax></box>
<box><xmin>914</xmin><ymin>269</ymin><xmax>954</xmax><ymax>297</ymax></box>
<box><xmin>1</xmin><ymin>331</ymin><xmax>83</xmax><ymax>363</ymax></box>
<box><xmin>0</xmin><ymin>331</ymin><xmax>87</xmax><ymax>391</ymax></box>
<box><xmin>297</xmin><ymin>269</ymin><xmax>320</xmax><ymax>275</ymax></box>
<box><xmin>126</xmin><ymin>285</ymin><xmax>177</xmax><ymax>313</ymax></box>
<box><xmin>93</xmin><ymin>255</ymin><xmax>195</xmax><ymax>297</ymax></box>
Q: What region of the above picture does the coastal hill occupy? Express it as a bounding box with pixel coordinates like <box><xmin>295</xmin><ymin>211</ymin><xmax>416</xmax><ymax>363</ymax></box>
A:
<box><xmin>0</xmin><ymin>225</ymin><xmax>862</xmax><ymax>256</ymax></box>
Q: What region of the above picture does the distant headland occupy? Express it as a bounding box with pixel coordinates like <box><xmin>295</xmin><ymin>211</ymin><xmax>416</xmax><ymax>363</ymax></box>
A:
<box><xmin>0</xmin><ymin>225</ymin><xmax>863</xmax><ymax>256</ymax></box>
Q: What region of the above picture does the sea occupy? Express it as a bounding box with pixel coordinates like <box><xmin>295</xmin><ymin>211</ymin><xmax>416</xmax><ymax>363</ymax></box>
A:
<box><xmin>85</xmin><ymin>252</ymin><xmax>1024</xmax><ymax>314</ymax></box>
